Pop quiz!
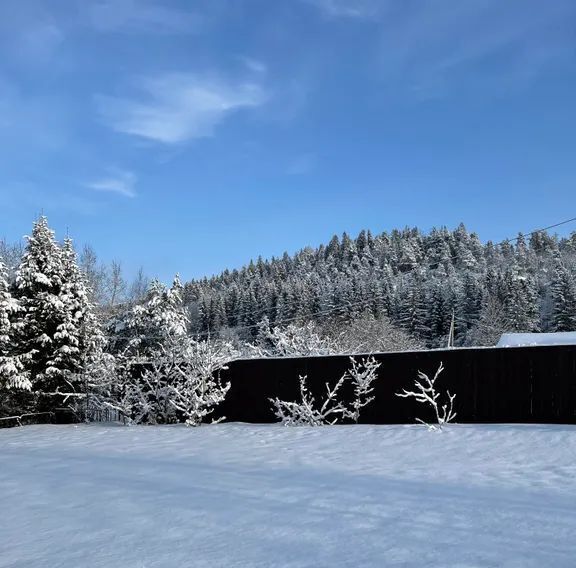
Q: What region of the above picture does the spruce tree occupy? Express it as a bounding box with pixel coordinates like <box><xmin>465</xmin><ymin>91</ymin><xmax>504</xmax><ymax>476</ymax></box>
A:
<box><xmin>0</xmin><ymin>258</ymin><xmax>30</xmax><ymax>391</ymax></box>
<box><xmin>125</xmin><ymin>275</ymin><xmax>188</xmax><ymax>357</ymax></box>
<box><xmin>59</xmin><ymin>238</ymin><xmax>105</xmax><ymax>374</ymax></box>
<box><xmin>15</xmin><ymin>216</ymin><xmax>68</xmax><ymax>400</ymax></box>
<box><xmin>551</xmin><ymin>260</ymin><xmax>576</xmax><ymax>332</ymax></box>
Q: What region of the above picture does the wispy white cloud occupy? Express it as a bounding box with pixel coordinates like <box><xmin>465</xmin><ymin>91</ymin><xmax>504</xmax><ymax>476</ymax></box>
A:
<box><xmin>238</xmin><ymin>56</ymin><xmax>268</xmax><ymax>75</ymax></box>
<box><xmin>96</xmin><ymin>73</ymin><xmax>267</xmax><ymax>144</ymax></box>
<box><xmin>19</xmin><ymin>21</ymin><xmax>64</xmax><ymax>60</ymax></box>
<box><xmin>307</xmin><ymin>0</ymin><xmax>575</xmax><ymax>96</ymax></box>
<box><xmin>286</xmin><ymin>153</ymin><xmax>316</xmax><ymax>175</ymax></box>
<box><xmin>86</xmin><ymin>170</ymin><xmax>137</xmax><ymax>198</ymax></box>
<box><xmin>0</xmin><ymin>0</ymin><xmax>66</xmax><ymax>66</ymax></box>
<box><xmin>376</xmin><ymin>1</ymin><xmax>576</xmax><ymax>96</ymax></box>
<box><xmin>88</xmin><ymin>0</ymin><xmax>201</xmax><ymax>34</ymax></box>
<box><xmin>305</xmin><ymin>0</ymin><xmax>382</xmax><ymax>19</ymax></box>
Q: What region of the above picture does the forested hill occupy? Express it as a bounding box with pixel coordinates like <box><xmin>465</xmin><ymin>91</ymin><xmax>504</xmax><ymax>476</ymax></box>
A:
<box><xmin>183</xmin><ymin>224</ymin><xmax>576</xmax><ymax>347</ymax></box>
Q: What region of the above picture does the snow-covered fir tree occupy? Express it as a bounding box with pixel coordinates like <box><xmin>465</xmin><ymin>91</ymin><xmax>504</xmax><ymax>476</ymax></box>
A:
<box><xmin>10</xmin><ymin>220</ymin><xmax>105</xmax><ymax>412</ymax></box>
<box><xmin>49</xmin><ymin>238</ymin><xmax>105</xmax><ymax>383</ymax></box>
<box><xmin>551</xmin><ymin>257</ymin><xmax>576</xmax><ymax>332</ymax></box>
<box><xmin>122</xmin><ymin>275</ymin><xmax>188</xmax><ymax>357</ymax></box>
<box><xmin>57</xmin><ymin>238</ymin><xmax>106</xmax><ymax>414</ymax></box>
<box><xmin>0</xmin><ymin>258</ymin><xmax>29</xmax><ymax>391</ymax></box>
<box><xmin>15</xmin><ymin>217</ymin><xmax>69</xmax><ymax>402</ymax></box>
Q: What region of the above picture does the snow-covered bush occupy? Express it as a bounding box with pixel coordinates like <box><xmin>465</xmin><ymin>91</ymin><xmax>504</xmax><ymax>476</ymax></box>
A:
<box><xmin>396</xmin><ymin>362</ymin><xmax>456</xmax><ymax>430</ymax></box>
<box><xmin>163</xmin><ymin>336</ymin><xmax>236</xmax><ymax>426</ymax></box>
<box><xmin>270</xmin><ymin>356</ymin><xmax>380</xmax><ymax>426</ymax></box>
<box><xmin>246</xmin><ymin>315</ymin><xmax>421</xmax><ymax>359</ymax></box>
<box><xmin>249</xmin><ymin>317</ymin><xmax>339</xmax><ymax>358</ymax></box>
<box><xmin>97</xmin><ymin>278</ymin><xmax>236</xmax><ymax>425</ymax></box>
<box><xmin>100</xmin><ymin>336</ymin><xmax>236</xmax><ymax>426</ymax></box>
<box><xmin>327</xmin><ymin>313</ymin><xmax>424</xmax><ymax>354</ymax></box>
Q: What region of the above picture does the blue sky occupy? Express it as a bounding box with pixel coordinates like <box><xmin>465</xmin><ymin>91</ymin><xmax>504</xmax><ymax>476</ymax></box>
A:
<box><xmin>1</xmin><ymin>0</ymin><xmax>576</xmax><ymax>282</ymax></box>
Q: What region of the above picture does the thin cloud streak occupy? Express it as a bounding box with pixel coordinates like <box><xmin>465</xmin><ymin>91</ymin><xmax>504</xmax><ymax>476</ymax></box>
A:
<box><xmin>96</xmin><ymin>73</ymin><xmax>267</xmax><ymax>144</ymax></box>
<box><xmin>387</xmin><ymin>2</ymin><xmax>576</xmax><ymax>95</ymax></box>
<box><xmin>88</xmin><ymin>0</ymin><xmax>201</xmax><ymax>34</ymax></box>
<box><xmin>286</xmin><ymin>153</ymin><xmax>316</xmax><ymax>175</ymax></box>
<box><xmin>86</xmin><ymin>170</ymin><xmax>137</xmax><ymax>198</ymax></box>
<box><xmin>308</xmin><ymin>0</ymin><xmax>576</xmax><ymax>96</ymax></box>
<box><xmin>305</xmin><ymin>0</ymin><xmax>381</xmax><ymax>19</ymax></box>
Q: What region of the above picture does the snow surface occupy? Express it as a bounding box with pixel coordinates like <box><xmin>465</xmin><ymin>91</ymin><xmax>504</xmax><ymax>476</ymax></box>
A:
<box><xmin>2</xmin><ymin>423</ymin><xmax>576</xmax><ymax>567</ymax></box>
<box><xmin>497</xmin><ymin>331</ymin><xmax>576</xmax><ymax>347</ymax></box>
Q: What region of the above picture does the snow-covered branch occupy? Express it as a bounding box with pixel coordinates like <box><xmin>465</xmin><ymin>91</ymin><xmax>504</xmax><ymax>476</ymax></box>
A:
<box><xmin>270</xmin><ymin>356</ymin><xmax>380</xmax><ymax>426</ymax></box>
<box><xmin>344</xmin><ymin>356</ymin><xmax>381</xmax><ymax>423</ymax></box>
<box><xmin>396</xmin><ymin>362</ymin><xmax>456</xmax><ymax>430</ymax></box>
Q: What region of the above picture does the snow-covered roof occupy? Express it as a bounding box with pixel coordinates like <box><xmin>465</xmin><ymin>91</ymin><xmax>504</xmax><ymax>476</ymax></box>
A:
<box><xmin>497</xmin><ymin>332</ymin><xmax>576</xmax><ymax>348</ymax></box>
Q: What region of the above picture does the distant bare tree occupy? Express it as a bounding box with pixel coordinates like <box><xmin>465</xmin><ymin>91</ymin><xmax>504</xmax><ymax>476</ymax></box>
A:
<box><xmin>128</xmin><ymin>267</ymin><xmax>149</xmax><ymax>304</ymax></box>
<box><xmin>327</xmin><ymin>314</ymin><xmax>424</xmax><ymax>354</ymax></box>
<box><xmin>467</xmin><ymin>297</ymin><xmax>513</xmax><ymax>346</ymax></box>
<box><xmin>107</xmin><ymin>261</ymin><xmax>126</xmax><ymax>308</ymax></box>
<box><xmin>249</xmin><ymin>317</ymin><xmax>339</xmax><ymax>357</ymax></box>
<box><xmin>0</xmin><ymin>239</ymin><xmax>23</xmax><ymax>282</ymax></box>
<box><xmin>79</xmin><ymin>245</ymin><xmax>108</xmax><ymax>305</ymax></box>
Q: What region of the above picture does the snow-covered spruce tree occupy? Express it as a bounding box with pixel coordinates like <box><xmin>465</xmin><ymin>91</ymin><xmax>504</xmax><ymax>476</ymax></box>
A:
<box><xmin>15</xmin><ymin>217</ymin><xmax>68</xmax><ymax>409</ymax></box>
<box><xmin>396</xmin><ymin>362</ymin><xmax>456</xmax><ymax>431</ymax></box>
<box><xmin>270</xmin><ymin>356</ymin><xmax>380</xmax><ymax>426</ymax></box>
<box><xmin>125</xmin><ymin>276</ymin><xmax>188</xmax><ymax>356</ymax></box>
<box><xmin>56</xmin><ymin>238</ymin><xmax>106</xmax><ymax>416</ymax></box>
<box><xmin>0</xmin><ymin>258</ymin><xmax>30</xmax><ymax>393</ymax></box>
<box><xmin>550</xmin><ymin>257</ymin><xmax>576</xmax><ymax>332</ymax></box>
<box><xmin>14</xmin><ymin>221</ymin><xmax>105</xmax><ymax>413</ymax></box>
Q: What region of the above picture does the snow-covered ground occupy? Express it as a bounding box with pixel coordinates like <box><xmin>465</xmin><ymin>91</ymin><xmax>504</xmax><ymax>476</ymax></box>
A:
<box><xmin>2</xmin><ymin>424</ymin><xmax>576</xmax><ymax>568</ymax></box>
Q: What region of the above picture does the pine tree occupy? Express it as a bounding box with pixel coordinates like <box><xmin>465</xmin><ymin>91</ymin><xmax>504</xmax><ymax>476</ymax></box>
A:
<box><xmin>0</xmin><ymin>258</ymin><xmax>30</xmax><ymax>391</ymax></box>
<box><xmin>15</xmin><ymin>217</ymin><xmax>68</xmax><ymax>400</ymax></box>
<box><xmin>397</xmin><ymin>275</ymin><xmax>428</xmax><ymax>338</ymax></box>
<box><xmin>125</xmin><ymin>275</ymin><xmax>188</xmax><ymax>356</ymax></box>
<box><xmin>551</xmin><ymin>260</ymin><xmax>576</xmax><ymax>332</ymax></box>
<box><xmin>502</xmin><ymin>265</ymin><xmax>540</xmax><ymax>332</ymax></box>
<box><xmin>59</xmin><ymin>238</ymin><xmax>105</xmax><ymax>372</ymax></box>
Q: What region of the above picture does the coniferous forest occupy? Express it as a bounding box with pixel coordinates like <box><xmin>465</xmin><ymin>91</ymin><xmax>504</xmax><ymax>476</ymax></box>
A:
<box><xmin>185</xmin><ymin>224</ymin><xmax>576</xmax><ymax>347</ymax></box>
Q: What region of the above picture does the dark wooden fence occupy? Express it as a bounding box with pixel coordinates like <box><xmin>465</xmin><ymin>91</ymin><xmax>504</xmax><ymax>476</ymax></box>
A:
<box><xmin>215</xmin><ymin>345</ymin><xmax>576</xmax><ymax>425</ymax></box>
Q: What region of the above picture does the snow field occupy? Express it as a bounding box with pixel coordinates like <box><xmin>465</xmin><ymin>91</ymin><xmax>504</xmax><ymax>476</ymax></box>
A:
<box><xmin>1</xmin><ymin>423</ymin><xmax>576</xmax><ymax>567</ymax></box>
